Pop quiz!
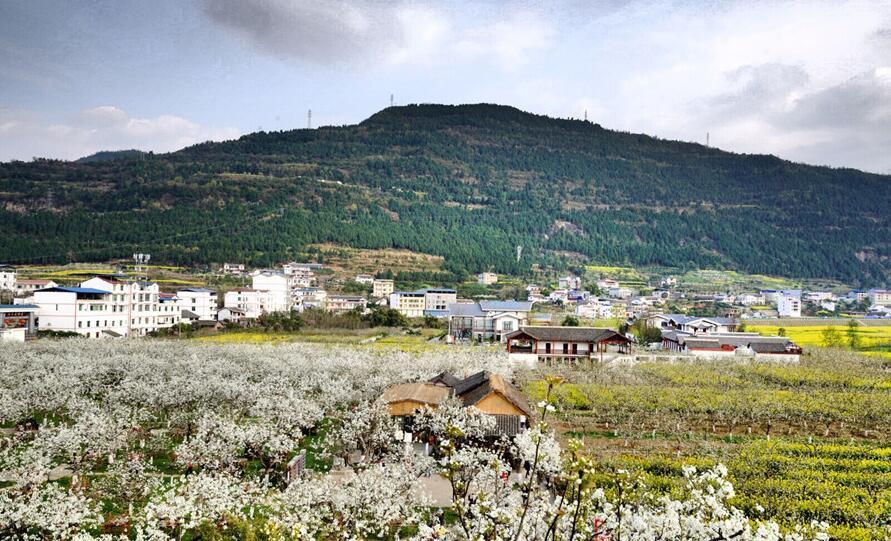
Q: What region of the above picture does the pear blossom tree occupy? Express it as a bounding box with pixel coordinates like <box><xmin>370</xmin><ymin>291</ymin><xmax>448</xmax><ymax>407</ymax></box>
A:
<box><xmin>0</xmin><ymin>341</ymin><xmax>833</xmax><ymax>540</ymax></box>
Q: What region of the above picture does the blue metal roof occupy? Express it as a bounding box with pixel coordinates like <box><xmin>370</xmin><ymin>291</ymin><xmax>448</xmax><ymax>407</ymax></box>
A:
<box><xmin>37</xmin><ymin>286</ymin><xmax>109</xmax><ymax>295</ymax></box>
<box><xmin>0</xmin><ymin>304</ymin><xmax>38</xmax><ymax>310</ymax></box>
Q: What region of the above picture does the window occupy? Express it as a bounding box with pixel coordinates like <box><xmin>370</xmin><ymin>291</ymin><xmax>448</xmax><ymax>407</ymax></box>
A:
<box><xmin>78</xmin><ymin>321</ymin><xmax>82</xmax><ymax>328</ymax></box>
<box><xmin>502</xmin><ymin>321</ymin><xmax>513</xmax><ymax>332</ymax></box>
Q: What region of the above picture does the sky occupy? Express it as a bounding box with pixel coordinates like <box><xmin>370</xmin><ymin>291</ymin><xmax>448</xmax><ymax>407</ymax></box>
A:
<box><xmin>1</xmin><ymin>0</ymin><xmax>891</xmax><ymax>173</ymax></box>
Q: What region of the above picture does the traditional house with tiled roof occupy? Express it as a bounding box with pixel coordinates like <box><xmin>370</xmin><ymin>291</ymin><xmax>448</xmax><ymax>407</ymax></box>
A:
<box><xmin>380</xmin><ymin>371</ymin><xmax>532</xmax><ymax>437</ymax></box>
<box><xmin>504</xmin><ymin>326</ymin><xmax>631</xmax><ymax>363</ymax></box>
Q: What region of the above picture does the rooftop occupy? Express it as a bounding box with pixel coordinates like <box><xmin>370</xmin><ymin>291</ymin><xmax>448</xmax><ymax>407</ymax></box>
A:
<box><xmin>506</xmin><ymin>326</ymin><xmax>629</xmax><ymax>343</ymax></box>
<box><xmin>36</xmin><ymin>286</ymin><xmax>110</xmax><ymax>295</ymax></box>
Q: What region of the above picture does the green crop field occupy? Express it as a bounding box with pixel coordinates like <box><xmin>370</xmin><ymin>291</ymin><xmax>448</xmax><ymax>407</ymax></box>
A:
<box><xmin>522</xmin><ymin>349</ymin><xmax>891</xmax><ymax>540</ymax></box>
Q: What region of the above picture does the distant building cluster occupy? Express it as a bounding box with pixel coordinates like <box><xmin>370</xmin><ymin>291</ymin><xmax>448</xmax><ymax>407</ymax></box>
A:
<box><xmin>0</xmin><ymin>259</ymin><xmax>884</xmax><ymax>362</ymax></box>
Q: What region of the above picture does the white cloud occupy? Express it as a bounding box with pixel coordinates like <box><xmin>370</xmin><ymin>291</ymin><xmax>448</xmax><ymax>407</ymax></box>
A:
<box><xmin>0</xmin><ymin>106</ymin><xmax>240</xmax><ymax>161</ymax></box>
<box><xmin>202</xmin><ymin>0</ymin><xmax>553</xmax><ymax>69</ymax></box>
<box><xmin>454</xmin><ymin>13</ymin><xmax>554</xmax><ymax>68</ymax></box>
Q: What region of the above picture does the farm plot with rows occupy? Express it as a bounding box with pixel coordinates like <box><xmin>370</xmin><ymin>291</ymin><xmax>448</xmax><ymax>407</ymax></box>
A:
<box><xmin>523</xmin><ymin>349</ymin><xmax>891</xmax><ymax>541</ymax></box>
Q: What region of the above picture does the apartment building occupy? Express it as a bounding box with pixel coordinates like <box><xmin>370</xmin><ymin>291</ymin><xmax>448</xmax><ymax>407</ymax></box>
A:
<box><xmin>372</xmin><ymin>279</ymin><xmax>394</xmax><ymax>298</ymax></box>
<box><xmin>389</xmin><ymin>291</ymin><xmax>427</xmax><ymax>318</ymax></box>
<box><xmin>81</xmin><ymin>276</ymin><xmax>167</xmax><ymax>336</ymax></box>
<box><xmin>424</xmin><ymin>288</ymin><xmax>457</xmax><ymax>312</ymax></box>
<box><xmin>33</xmin><ymin>286</ymin><xmax>121</xmax><ymax>338</ymax></box>
<box><xmin>177</xmin><ymin>288</ymin><xmax>218</xmax><ymax>321</ymax></box>
<box><xmin>14</xmin><ymin>279</ymin><xmax>58</xmax><ymax>297</ymax></box>
<box><xmin>157</xmin><ymin>293</ymin><xmax>182</xmax><ymax>328</ymax></box>
<box><xmin>0</xmin><ymin>265</ymin><xmax>16</xmax><ymax>291</ymax></box>
<box><xmin>223</xmin><ymin>287</ymin><xmax>270</xmax><ymax>319</ymax></box>
<box><xmin>252</xmin><ymin>272</ymin><xmax>291</xmax><ymax>313</ymax></box>
<box><xmin>327</xmin><ymin>295</ymin><xmax>367</xmax><ymax>313</ymax></box>
<box><xmin>868</xmin><ymin>289</ymin><xmax>891</xmax><ymax>307</ymax></box>
<box><xmin>777</xmin><ymin>291</ymin><xmax>802</xmax><ymax>318</ymax></box>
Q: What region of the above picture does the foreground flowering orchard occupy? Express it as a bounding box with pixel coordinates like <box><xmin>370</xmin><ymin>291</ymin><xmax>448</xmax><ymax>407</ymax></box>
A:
<box><xmin>0</xmin><ymin>341</ymin><xmax>831</xmax><ymax>540</ymax></box>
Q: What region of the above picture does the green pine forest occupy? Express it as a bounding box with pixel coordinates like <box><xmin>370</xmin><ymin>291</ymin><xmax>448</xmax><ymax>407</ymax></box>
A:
<box><xmin>1</xmin><ymin>104</ymin><xmax>889</xmax><ymax>286</ymax></box>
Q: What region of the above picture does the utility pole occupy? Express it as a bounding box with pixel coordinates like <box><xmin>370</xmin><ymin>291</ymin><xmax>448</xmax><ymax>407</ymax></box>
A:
<box><xmin>706</xmin><ymin>132</ymin><xmax>710</xmax><ymax>147</ymax></box>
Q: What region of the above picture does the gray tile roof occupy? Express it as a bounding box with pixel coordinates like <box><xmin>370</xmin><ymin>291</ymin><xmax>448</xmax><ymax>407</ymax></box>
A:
<box><xmin>478</xmin><ymin>300</ymin><xmax>534</xmax><ymax>312</ymax></box>
<box><xmin>506</xmin><ymin>326</ymin><xmax>628</xmax><ymax>343</ymax></box>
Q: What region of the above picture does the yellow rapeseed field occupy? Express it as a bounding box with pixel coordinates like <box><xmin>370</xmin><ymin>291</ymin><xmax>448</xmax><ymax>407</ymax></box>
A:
<box><xmin>748</xmin><ymin>323</ymin><xmax>891</xmax><ymax>359</ymax></box>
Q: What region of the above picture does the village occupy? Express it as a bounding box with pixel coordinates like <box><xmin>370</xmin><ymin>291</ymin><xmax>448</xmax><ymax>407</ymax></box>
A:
<box><xmin>3</xmin><ymin>259</ymin><xmax>889</xmax><ymax>363</ymax></box>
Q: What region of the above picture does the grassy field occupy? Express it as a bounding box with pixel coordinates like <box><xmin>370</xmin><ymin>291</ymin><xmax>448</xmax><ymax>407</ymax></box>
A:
<box><xmin>193</xmin><ymin>326</ymin><xmax>462</xmax><ymax>352</ymax></box>
<box><xmin>521</xmin><ymin>349</ymin><xmax>891</xmax><ymax>540</ymax></box>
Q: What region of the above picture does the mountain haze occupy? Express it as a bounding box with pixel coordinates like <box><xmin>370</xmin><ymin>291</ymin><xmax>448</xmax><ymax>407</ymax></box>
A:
<box><xmin>1</xmin><ymin>104</ymin><xmax>888</xmax><ymax>285</ymax></box>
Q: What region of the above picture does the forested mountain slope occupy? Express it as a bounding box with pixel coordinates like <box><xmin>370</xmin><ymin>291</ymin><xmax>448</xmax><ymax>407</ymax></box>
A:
<box><xmin>1</xmin><ymin>103</ymin><xmax>888</xmax><ymax>285</ymax></box>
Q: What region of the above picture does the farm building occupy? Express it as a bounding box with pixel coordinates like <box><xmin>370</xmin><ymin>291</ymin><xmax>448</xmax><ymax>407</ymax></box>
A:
<box><xmin>380</xmin><ymin>371</ymin><xmax>532</xmax><ymax>437</ymax></box>
<box><xmin>661</xmin><ymin>330</ymin><xmax>803</xmax><ymax>361</ymax></box>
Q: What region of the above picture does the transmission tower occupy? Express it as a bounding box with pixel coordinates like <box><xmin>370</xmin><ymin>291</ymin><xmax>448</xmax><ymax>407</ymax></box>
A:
<box><xmin>307</xmin><ymin>109</ymin><xmax>312</xmax><ymax>129</ymax></box>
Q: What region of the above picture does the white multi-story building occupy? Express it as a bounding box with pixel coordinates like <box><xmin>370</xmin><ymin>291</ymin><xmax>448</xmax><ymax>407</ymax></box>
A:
<box><xmin>157</xmin><ymin>293</ymin><xmax>182</xmax><ymax>328</ymax></box>
<box><xmin>81</xmin><ymin>276</ymin><xmax>167</xmax><ymax>336</ymax></box>
<box><xmin>608</xmin><ymin>286</ymin><xmax>635</xmax><ymax>299</ymax></box>
<box><xmin>294</xmin><ymin>287</ymin><xmax>327</xmax><ymax>310</ymax></box>
<box><xmin>576</xmin><ymin>298</ymin><xmax>615</xmax><ymax>319</ymax></box>
<box><xmin>804</xmin><ymin>291</ymin><xmax>836</xmax><ymax>303</ymax></box>
<box><xmin>424</xmin><ymin>288</ymin><xmax>457</xmax><ymax>313</ymax></box>
<box><xmin>33</xmin><ymin>286</ymin><xmax>121</xmax><ymax>338</ymax></box>
<box><xmin>223</xmin><ymin>287</ymin><xmax>271</xmax><ymax>319</ymax></box>
<box><xmin>446</xmin><ymin>300</ymin><xmax>533</xmax><ymax>342</ymax></box>
<box><xmin>777</xmin><ymin>292</ymin><xmax>802</xmax><ymax>318</ymax></box>
<box><xmin>282</xmin><ymin>262</ymin><xmax>321</xmax><ymax>280</ymax></box>
<box><xmin>222</xmin><ymin>263</ymin><xmax>246</xmax><ymax>275</ymax></box>
<box><xmin>868</xmin><ymin>289</ymin><xmax>891</xmax><ymax>307</ymax></box>
<box><xmin>14</xmin><ymin>279</ymin><xmax>58</xmax><ymax>297</ymax></box>
<box><xmin>559</xmin><ymin>276</ymin><xmax>582</xmax><ymax>290</ymax></box>
<box><xmin>477</xmin><ymin>272</ymin><xmax>498</xmax><ymax>285</ymax></box>
<box><xmin>389</xmin><ymin>291</ymin><xmax>426</xmax><ymax>318</ymax></box>
<box><xmin>252</xmin><ymin>271</ymin><xmax>291</xmax><ymax>313</ymax></box>
<box><xmin>737</xmin><ymin>294</ymin><xmax>764</xmax><ymax>306</ymax></box>
<box><xmin>0</xmin><ymin>265</ymin><xmax>16</xmax><ymax>291</ymax></box>
<box><xmin>177</xmin><ymin>288</ymin><xmax>218</xmax><ymax>321</ymax></box>
<box><xmin>389</xmin><ymin>288</ymin><xmax>457</xmax><ymax>317</ymax></box>
<box><xmin>327</xmin><ymin>295</ymin><xmax>367</xmax><ymax>313</ymax></box>
<box><xmin>355</xmin><ymin>274</ymin><xmax>375</xmax><ymax>284</ymax></box>
<box><xmin>372</xmin><ymin>279</ymin><xmax>394</xmax><ymax>298</ymax></box>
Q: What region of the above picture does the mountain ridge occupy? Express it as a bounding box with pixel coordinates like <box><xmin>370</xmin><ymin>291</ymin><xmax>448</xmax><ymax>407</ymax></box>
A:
<box><xmin>1</xmin><ymin>103</ymin><xmax>888</xmax><ymax>286</ymax></box>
